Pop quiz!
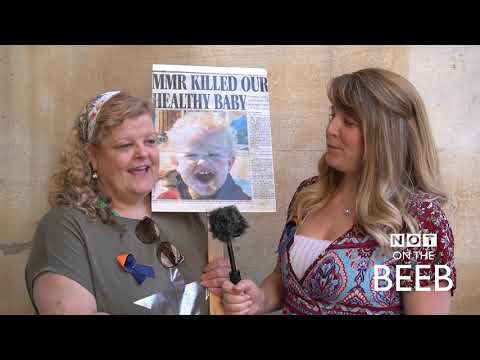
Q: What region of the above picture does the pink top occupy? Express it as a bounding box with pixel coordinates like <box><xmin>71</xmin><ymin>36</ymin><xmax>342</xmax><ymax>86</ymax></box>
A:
<box><xmin>276</xmin><ymin>176</ymin><xmax>456</xmax><ymax>315</ymax></box>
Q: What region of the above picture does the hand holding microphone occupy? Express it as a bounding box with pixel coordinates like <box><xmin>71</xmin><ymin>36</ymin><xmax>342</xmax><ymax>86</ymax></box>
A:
<box><xmin>208</xmin><ymin>205</ymin><xmax>248</xmax><ymax>284</ymax></box>
<box><xmin>222</xmin><ymin>279</ymin><xmax>265</xmax><ymax>315</ymax></box>
<box><xmin>206</xmin><ymin>205</ymin><xmax>266</xmax><ymax>314</ymax></box>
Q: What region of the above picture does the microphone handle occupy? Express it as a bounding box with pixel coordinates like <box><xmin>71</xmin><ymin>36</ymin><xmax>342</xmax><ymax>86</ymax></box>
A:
<box><xmin>230</xmin><ymin>270</ymin><xmax>242</xmax><ymax>285</ymax></box>
<box><xmin>227</xmin><ymin>239</ymin><xmax>241</xmax><ymax>284</ymax></box>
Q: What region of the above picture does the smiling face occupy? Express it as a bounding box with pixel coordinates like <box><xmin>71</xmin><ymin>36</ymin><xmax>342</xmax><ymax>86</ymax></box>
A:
<box><xmin>175</xmin><ymin>129</ymin><xmax>235</xmax><ymax>198</ymax></box>
<box><xmin>87</xmin><ymin>113</ymin><xmax>159</xmax><ymax>205</ymax></box>
<box><xmin>325</xmin><ymin>106</ymin><xmax>364</xmax><ymax>174</ymax></box>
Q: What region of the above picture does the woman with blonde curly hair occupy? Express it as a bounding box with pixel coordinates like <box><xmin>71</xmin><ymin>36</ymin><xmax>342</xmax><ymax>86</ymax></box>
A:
<box><xmin>221</xmin><ymin>68</ymin><xmax>457</xmax><ymax>315</ymax></box>
<box><xmin>25</xmin><ymin>91</ymin><xmax>230</xmax><ymax>314</ymax></box>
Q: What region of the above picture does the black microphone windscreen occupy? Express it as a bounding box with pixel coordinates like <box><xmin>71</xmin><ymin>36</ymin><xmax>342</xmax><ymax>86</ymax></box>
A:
<box><xmin>208</xmin><ymin>205</ymin><xmax>249</xmax><ymax>243</ymax></box>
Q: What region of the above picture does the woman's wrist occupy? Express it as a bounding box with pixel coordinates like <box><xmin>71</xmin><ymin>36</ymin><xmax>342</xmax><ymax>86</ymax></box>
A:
<box><xmin>256</xmin><ymin>288</ymin><xmax>267</xmax><ymax>315</ymax></box>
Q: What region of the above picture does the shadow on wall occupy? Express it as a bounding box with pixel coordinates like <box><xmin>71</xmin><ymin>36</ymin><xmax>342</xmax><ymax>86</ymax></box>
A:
<box><xmin>0</xmin><ymin>248</ymin><xmax>35</xmax><ymax>314</ymax></box>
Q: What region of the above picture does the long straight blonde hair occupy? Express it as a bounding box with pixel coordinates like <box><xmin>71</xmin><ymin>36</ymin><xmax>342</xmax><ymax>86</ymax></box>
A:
<box><xmin>292</xmin><ymin>68</ymin><xmax>446</xmax><ymax>247</ymax></box>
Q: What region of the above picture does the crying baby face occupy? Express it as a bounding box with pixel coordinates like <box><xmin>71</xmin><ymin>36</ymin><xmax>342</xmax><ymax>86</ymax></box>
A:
<box><xmin>175</xmin><ymin>129</ymin><xmax>235</xmax><ymax>198</ymax></box>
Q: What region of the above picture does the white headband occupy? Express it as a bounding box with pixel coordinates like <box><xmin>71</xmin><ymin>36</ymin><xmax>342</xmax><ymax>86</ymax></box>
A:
<box><xmin>77</xmin><ymin>91</ymin><xmax>121</xmax><ymax>143</ymax></box>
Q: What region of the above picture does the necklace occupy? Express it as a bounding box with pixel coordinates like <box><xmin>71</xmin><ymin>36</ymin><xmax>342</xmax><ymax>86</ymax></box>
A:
<box><xmin>96</xmin><ymin>197</ymin><xmax>120</xmax><ymax>217</ymax></box>
<box><xmin>344</xmin><ymin>208</ymin><xmax>353</xmax><ymax>216</ymax></box>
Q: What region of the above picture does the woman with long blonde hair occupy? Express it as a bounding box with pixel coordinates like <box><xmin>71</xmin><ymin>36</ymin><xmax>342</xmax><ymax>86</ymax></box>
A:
<box><xmin>221</xmin><ymin>68</ymin><xmax>456</xmax><ymax>315</ymax></box>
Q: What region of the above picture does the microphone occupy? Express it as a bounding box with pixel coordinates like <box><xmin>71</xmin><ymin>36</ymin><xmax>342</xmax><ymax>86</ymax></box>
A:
<box><xmin>208</xmin><ymin>205</ymin><xmax>249</xmax><ymax>284</ymax></box>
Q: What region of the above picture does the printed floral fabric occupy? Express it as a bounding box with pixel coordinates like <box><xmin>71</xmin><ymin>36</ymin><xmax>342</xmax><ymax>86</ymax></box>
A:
<box><xmin>276</xmin><ymin>177</ymin><xmax>456</xmax><ymax>315</ymax></box>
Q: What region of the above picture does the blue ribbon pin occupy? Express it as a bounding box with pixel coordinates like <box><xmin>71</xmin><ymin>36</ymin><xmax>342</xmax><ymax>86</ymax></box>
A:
<box><xmin>117</xmin><ymin>253</ymin><xmax>155</xmax><ymax>285</ymax></box>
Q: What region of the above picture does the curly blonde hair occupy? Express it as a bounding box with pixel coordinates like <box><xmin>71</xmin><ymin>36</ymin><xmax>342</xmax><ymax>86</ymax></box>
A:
<box><xmin>49</xmin><ymin>92</ymin><xmax>153</xmax><ymax>227</ymax></box>
<box><xmin>292</xmin><ymin>68</ymin><xmax>446</xmax><ymax>248</ymax></box>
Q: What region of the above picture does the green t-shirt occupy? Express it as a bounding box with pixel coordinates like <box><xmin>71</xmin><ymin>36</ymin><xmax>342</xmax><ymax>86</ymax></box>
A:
<box><xmin>25</xmin><ymin>207</ymin><xmax>208</xmax><ymax>315</ymax></box>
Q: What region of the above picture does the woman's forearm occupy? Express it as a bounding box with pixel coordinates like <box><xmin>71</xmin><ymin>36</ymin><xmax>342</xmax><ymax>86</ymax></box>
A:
<box><xmin>258</xmin><ymin>266</ymin><xmax>286</xmax><ymax>314</ymax></box>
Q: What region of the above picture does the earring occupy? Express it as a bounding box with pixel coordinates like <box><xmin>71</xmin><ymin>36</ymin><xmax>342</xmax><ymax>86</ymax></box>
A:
<box><xmin>92</xmin><ymin>170</ymin><xmax>98</xmax><ymax>180</ymax></box>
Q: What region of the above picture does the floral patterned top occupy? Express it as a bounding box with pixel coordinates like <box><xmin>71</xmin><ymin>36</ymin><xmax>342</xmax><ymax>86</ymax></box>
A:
<box><xmin>276</xmin><ymin>177</ymin><xmax>456</xmax><ymax>315</ymax></box>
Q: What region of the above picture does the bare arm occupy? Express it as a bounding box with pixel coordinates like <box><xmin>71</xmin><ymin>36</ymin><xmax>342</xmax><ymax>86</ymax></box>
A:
<box><xmin>33</xmin><ymin>272</ymin><xmax>108</xmax><ymax>315</ymax></box>
<box><xmin>402</xmin><ymin>281</ymin><xmax>452</xmax><ymax>315</ymax></box>
<box><xmin>222</xmin><ymin>261</ymin><xmax>286</xmax><ymax>315</ymax></box>
<box><xmin>257</xmin><ymin>262</ymin><xmax>286</xmax><ymax>314</ymax></box>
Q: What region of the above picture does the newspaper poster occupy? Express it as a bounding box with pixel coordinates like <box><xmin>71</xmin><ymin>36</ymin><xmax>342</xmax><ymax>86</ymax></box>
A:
<box><xmin>151</xmin><ymin>64</ymin><xmax>276</xmax><ymax>213</ymax></box>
